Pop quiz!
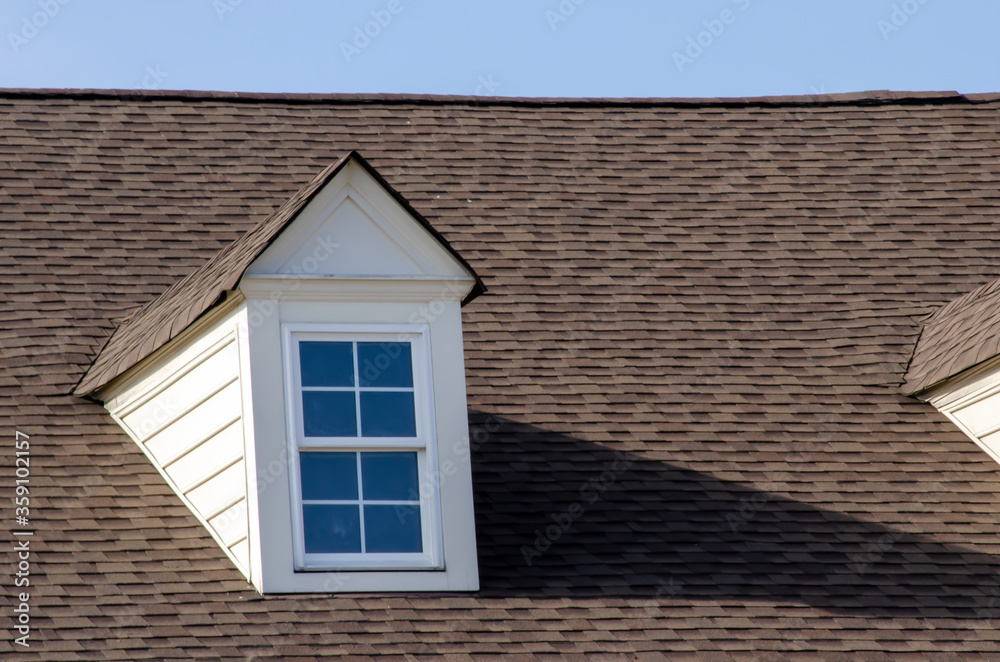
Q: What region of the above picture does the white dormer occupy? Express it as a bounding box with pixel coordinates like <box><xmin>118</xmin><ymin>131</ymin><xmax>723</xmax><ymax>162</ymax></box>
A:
<box><xmin>86</xmin><ymin>154</ymin><xmax>482</xmax><ymax>593</ymax></box>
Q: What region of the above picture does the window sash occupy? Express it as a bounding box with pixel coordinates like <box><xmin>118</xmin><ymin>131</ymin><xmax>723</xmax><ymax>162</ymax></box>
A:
<box><xmin>290</xmin><ymin>333</ymin><xmax>428</xmax><ymax>445</ymax></box>
<box><xmin>282</xmin><ymin>324</ymin><xmax>442</xmax><ymax>571</ymax></box>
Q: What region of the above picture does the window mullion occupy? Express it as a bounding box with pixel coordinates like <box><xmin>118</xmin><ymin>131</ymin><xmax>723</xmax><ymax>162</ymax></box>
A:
<box><xmin>355</xmin><ymin>451</ymin><xmax>366</xmax><ymax>553</ymax></box>
<box><xmin>353</xmin><ymin>341</ymin><xmax>363</xmax><ymax>438</ymax></box>
<box><xmin>352</xmin><ymin>340</ymin><xmax>365</xmax><ymax>554</ymax></box>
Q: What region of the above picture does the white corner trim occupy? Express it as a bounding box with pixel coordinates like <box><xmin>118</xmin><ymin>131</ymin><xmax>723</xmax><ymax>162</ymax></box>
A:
<box><xmin>234</xmin><ymin>308</ymin><xmax>264</xmax><ymax>592</ymax></box>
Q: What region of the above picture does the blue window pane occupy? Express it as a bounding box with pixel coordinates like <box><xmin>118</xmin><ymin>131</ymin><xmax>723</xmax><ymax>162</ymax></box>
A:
<box><xmin>303</xmin><ymin>504</ymin><xmax>362</xmax><ymax>553</ymax></box>
<box><xmin>303</xmin><ymin>391</ymin><xmax>357</xmax><ymax>437</ymax></box>
<box><xmin>359</xmin><ymin>391</ymin><xmax>416</xmax><ymax>437</ymax></box>
<box><xmin>361</xmin><ymin>452</ymin><xmax>419</xmax><ymax>501</ymax></box>
<box><xmin>300</xmin><ymin>452</ymin><xmax>358</xmax><ymax>501</ymax></box>
<box><xmin>364</xmin><ymin>504</ymin><xmax>422</xmax><ymax>553</ymax></box>
<box><xmin>300</xmin><ymin>341</ymin><xmax>354</xmax><ymax>387</ymax></box>
<box><xmin>358</xmin><ymin>342</ymin><xmax>413</xmax><ymax>387</ymax></box>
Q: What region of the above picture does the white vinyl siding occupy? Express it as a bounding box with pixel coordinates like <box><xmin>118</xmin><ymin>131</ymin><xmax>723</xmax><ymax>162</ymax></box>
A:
<box><xmin>951</xmin><ymin>388</ymin><xmax>1000</xmax><ymax>437</ymax></box>
<box><xmin>106</xmin><ymin>314</ymin><xmax>252</xmax><ymax>579</ymax></box>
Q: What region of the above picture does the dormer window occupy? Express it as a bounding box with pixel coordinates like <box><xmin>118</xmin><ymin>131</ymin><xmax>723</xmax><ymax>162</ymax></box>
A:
<box><xmin>285</xmin><ymin>326</ymin><xmax>442</xmax><ymax>570</ymax></box>
<box><xmin>78</xmin><ymin>153</ymin><xmax>484</xmax><ymax>593</ymax></box>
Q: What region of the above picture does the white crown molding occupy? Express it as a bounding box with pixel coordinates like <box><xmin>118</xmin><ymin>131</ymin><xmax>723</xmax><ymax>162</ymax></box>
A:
<box><xmin>239</xmin><ymin>275</ymin><xmax>475</xmax><ymax>303</ymax></box>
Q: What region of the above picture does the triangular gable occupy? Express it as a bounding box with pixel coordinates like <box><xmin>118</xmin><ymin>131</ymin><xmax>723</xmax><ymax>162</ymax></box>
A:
<box><xmin>74</xmin><ymin>152</ymin><xmax>484</xmax><ymax>396</ymax></box>
<box><xmin>246</xmin><ymin>159</ymin><xmax>470</xmax><ymax>279</ymax></box>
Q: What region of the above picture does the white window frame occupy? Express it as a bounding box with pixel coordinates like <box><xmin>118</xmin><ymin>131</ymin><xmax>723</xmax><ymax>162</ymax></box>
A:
<box><xmin>281</xmin><ymin>323</ymin><xmax>443</xmax><ymax>571</ymax></box>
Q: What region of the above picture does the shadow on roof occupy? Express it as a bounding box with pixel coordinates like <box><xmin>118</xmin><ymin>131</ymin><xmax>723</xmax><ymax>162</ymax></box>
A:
<box><xmin>468</xmin><ymin>411</ymin><xmax>1000</xmax><ymax>619</ymax></box>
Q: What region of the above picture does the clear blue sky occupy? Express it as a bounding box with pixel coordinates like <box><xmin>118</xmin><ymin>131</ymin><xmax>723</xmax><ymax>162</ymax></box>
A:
<box><xmin>1</xmin><ymin>0</ymin><xmax>997</xmax><ymax>98</ymax></box>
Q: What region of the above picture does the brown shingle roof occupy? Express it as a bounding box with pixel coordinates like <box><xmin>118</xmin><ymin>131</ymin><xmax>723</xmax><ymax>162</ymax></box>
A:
<box><xmin>903</xmin><ymin>276</ymin><xmax>1000</xmax><ymax>394</ymax></box>
<box><xmin>6</xmin><ymin>88</ymin><xmax>1000</xmax><ymax>658</ymax></box>
<box><xmin>72</xmin><ymin>150</ymin><xmax>484</xmax><ymax>396</ymax></box>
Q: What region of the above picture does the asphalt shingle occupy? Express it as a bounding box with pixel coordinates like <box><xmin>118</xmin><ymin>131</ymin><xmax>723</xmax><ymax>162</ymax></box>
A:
<box><xmin>3</xmin><ymin>89</ymin><xmax>1000</xmax><ymax>659</ymax></box>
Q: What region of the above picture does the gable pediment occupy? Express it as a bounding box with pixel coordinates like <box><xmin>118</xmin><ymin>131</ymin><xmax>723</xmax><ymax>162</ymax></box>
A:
<box><xmin>246</xmin><ymin>160</ymin><xmax>472</xmax><ymax>281</ymax></box>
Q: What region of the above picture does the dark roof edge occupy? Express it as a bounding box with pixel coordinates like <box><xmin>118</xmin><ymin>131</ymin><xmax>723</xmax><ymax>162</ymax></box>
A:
<box><xmin>898</xmin><ymin>321</ymin><xmax>929</xmax><ymax>397</ymax></box>
<box><xmin>346</xmin><ymin>152</ymin><xmax>486</xmax><ymax>305</ymax></box>
<box><xmin>0</xmin><ymin>88</ymin><xmax>994</xmax><ymax>108</ymax></box>
<box><xmin>69</xmin><ymin>324</ymin><xmax>119</xmax><ymax>400</ymax></box>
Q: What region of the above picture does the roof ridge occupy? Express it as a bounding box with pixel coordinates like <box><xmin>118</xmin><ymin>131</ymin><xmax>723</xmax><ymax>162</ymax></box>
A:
<box><xmin>0</xmin><ymin>87</ymin><xmax>986</xmax><ymax>107</ymax></box>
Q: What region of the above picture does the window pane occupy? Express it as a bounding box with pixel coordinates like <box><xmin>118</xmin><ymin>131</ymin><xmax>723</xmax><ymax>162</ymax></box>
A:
<box><xmin>303</xmin><ymin>391</ymin><xmax>357</xmax><ymax>437</ymax></box>
<box><xmin>303</xmin><ymin>504</ymin><xmax>362</xmax><ymax>553</ymax></box>
<box><xmin>361</xmin><ymin>452</ymin><xmax>419</xmax><ymax>501</ymax></box>
<box><xmin>300</xmin><ymin>341</ymin><xmax>354</xmax><ymax>387</ymax></box>
<box><xmin>359</xmin><ymin>391</ymin><xmax>416</xmax><ymax>437</ymax></box>
<box><xmin>358</xmin><ymin>342</ymin><xmax>413</xmax><ymax>387</ymax></box>
<box><xmin>364</xmin><ymin>504</ymin><xmax>423</xmax><ymax>553</ymax></box>
<box><xmin>300</xmin><ymin>452</ymin><xmax>358</xmax><ymax>501</ymax></box>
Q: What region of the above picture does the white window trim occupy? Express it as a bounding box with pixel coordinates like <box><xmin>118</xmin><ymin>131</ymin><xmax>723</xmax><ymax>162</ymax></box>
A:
<box><xmin>281</xmin><ymin>323</ymin><xmax>444</xmax><ymax>572</ymax></box>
